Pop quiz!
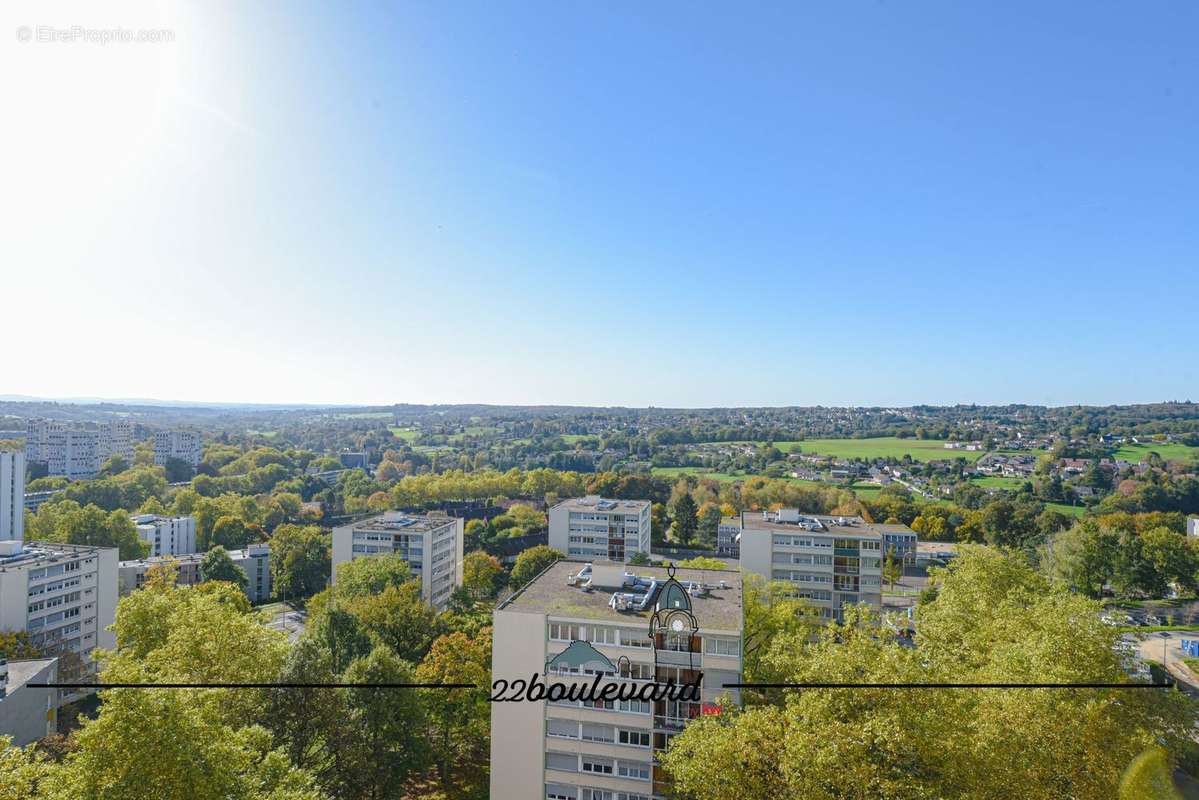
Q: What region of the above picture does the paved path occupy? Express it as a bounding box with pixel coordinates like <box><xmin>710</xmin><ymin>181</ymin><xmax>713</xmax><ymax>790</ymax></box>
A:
<box><xmin>1133</xmin><ymin>630</ymin><xmax>1199</xmax><ymax>694</ymax></box>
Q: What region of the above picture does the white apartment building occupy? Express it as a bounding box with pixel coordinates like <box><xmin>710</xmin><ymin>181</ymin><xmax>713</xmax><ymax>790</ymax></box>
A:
<box><xmin>0</xmin><ymin>450</ymin><xmax>25</xmax><ymax>542</ymax></box>
<box><xmin>492</xmin><ymin>561</ymin><xmax>743</xmax><ymax>800</ymax></box>
<box><xmin>118</xmin><ymin>543</ymin><xmax>272</xmax><ymax>603</ymax></box>
<box><xmin>549</xmin><ymin>497</ymin><xmax>652</xmax><ymax>563</ymax></box>
<box><xmin>0</xmin><ymin>539</ymin><xmax>119</xmax><ymax>702</ymax></box>
<box><xmin>154</xmin><ymin>429</ymin><xmax>202</xmax><ymax>469</ymax></box>
<box><xmin>131</xmin><ymin>514</ymin><xmax>197</xmax><ymax>557</ymax></box>
<box><xmin>331</xmin><ymin>513</ymin><xmax>464</xmax><ymax>611</ymax></box>
<box><xmin>737</xmin><ymin>509</ymin><xmax>904</xmax><ymax>621</ymax></box>
<box><xmin>25</xmin><ymin>419</ymin><xmax>134</xmax><ymax>479</ymax></box>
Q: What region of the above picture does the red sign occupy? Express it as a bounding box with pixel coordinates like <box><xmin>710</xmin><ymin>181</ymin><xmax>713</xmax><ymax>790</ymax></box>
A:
<box><xmin>700</xmin><ymin>703</ymin><xmax>722</xmax><ymax>716</ymax></box>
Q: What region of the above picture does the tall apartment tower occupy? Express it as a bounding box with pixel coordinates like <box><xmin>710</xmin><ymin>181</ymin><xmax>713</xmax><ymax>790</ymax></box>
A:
<box><xmin>154</xmin><ymin>429</ymin><xmax>203</xmax><ymax>469</ymax></box>
<box><xmin>0</xmin><ymin>540</ymin><xmax>119</xmax><ymax>702</ymax></box>
<box><xmin>131</xmin><ymin>514</ymin><xmax>197</xmax><ymax>557</ymax></box>
<box><xmin>736</xmin><ymin>509</ymin><xmax>914</xmax><ymax>621</ymax></box>
<box><xmin>25</xmin><ymin>419</ymin><xmax>133</xmax><ymax>479</ymax></box>
<box><xmin>549</xmin><ymin>497</ymin><xmax>652</xmax><ymax>563</ymax></box>
<box><xmin>491</xmin><ymin>561</ymin><xmax>743</xmax><ymax>800</ymax></box>
<box><xmin>331</xmin><ymin>513</ymin><xmax>464</xmax><ymax>611</ymax></box>
<box><xmin>0</xmin><ymin>450</ymin><xmax>24</xmax><ymax>542</ymax></box>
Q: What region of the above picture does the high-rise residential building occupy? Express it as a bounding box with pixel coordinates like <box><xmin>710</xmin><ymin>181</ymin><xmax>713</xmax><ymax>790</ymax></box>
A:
<box><xmin>549</xmin><ymin>497</ymin><xmax>652</xmax><ymax>563</ymax></box>
<box><xmin>0</xmin><ymin>657</ymin><xmax>59</xmax><ymax>746</ymax></box>
<box><xmin>0</xmin><ymin>539</ymin><xmax>119</xmax><ymax>702</ymax></box>
<box><xmin>118</xmin><ymin>543</ymin><xmax>272</xmax><ymax>603</ymax></box>
<box><xmin>736</xmin><ymin>509</ymin><xmax>915</xmax><ymax>621</ymax></box>
<box><xmin>491</xmin><ymin>560</ymin><xmax>743</xmax><ymax>800</ymax></box>
<box><xmin>154</xmin><ymin>429</ymin><xmax>203</xmax><ymax>469</ymax></box>
<box><xmin>716</xmin><ymin>516</ymin><xmax>740</xmax><ymax>558</ymax></box>
<box><xmin>0</xmin><ymin>450</ymin><xmax>25</xmax><ymax>542</ymax></box>
<box><xmin>331</xmin><ymin>513</ymin><xmax>464</xmax><ymax>611</ymax></box>
<box><xmin>131</xmin><ymin>514</ymin><xmax>197</xmax><ymax>557</ymax></box>
<box><xmin>24</xmin><ymin>419</ymin><xmax>134</xmax><ymax>479</ymax></box>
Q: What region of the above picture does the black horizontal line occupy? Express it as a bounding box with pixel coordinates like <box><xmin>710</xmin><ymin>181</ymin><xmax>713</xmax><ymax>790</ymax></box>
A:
<box><xmin>722</xmin><ymin>682</ymin><xmax>1171</xmax><ymax>689</ymax></box>
<box><xmin>29</xmin><ymin>683</ymin><xmax>477</xmax><ymax>689</ymax></box>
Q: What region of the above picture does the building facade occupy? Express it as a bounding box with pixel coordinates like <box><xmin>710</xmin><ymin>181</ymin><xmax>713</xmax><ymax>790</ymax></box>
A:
<box><xmin>25</xmin><ymin>419</ymin><xmax>134</xmax><ymax>479</ymax></box>
<box><xmin>131</xmin><ymin>514</ymin><xmax>197</xmax><ymax>557</ymax></box>
<box><xmin>118</xmin><ymin>543</ymin><xmax>272</xmax><ymax>603</ymax></box>
<box><xmin>716</xmin><ymin>516</ymin><xmax>740</xmax><ymax>558</ymax></box>
<box><xmin>331</xmin><ymin>513</ymin><xmax>464</xmax><ymax>610</ymax></box>
<box><xmin>549</xmin><ymin>497</ymin><xmax>652</xmax><ymax>563</ymax></box>
<box><xmin>737</xmin><ymin>510</ymin><xmax>914</xmax><ymax>621</ymax></box>
<box><xmin>0</xmin><ymin>539</ymin><xmax>119</xmax><ymax>701</ymax></box>
<box><xmin>154</xmin><ymin>429</ymin><xmax>203</xmax><ymax>469</ymax></box>
<box><xmin>491</xmin><ymin>560</ymin><xmax>743</xmax><ymax>800</ymax></box>
<box><xmin>0</xmin><ymin>450</ymin><xmax>25</xmax><ymax>542</ymax></box>
<box><xmin>0</xmin><ymin>657</ymin><xmax>59</xmax><ymax>746</ymax></box>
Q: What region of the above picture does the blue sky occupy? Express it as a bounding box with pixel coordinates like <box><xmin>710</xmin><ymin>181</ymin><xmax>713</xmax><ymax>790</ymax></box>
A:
<box><xmin>4</xmin><ymin>1</ymin><xmax>1197</xmax><ymax>407</ymax></box>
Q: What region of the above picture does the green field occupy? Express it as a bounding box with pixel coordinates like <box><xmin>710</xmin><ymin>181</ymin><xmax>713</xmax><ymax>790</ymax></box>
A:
<box><xmin>650</xmin><ymin>467</ymin><xmax>747</xmax><ymax>483</ymax></box>
<box><xmin>970</xmin><ymin>476</ymin><xmax>1030</xmax><ymax>490</ymax></box>
<box><xmin>774</xmin><ymin>437</ymin><xmax>990</xmax><ymax>463</ymax></box>
<box><xmin>1046</xmin><ymin>502</ymin><xmax>1087</xmax><ymax>518</ymax></box>
<box><xmin>247</xmin><ymin>429</ymin><xmax>278</xmax><ymax>438</ymax></box>
<box><xmin>562</xmin><ymin>434</ymin><xmax>594</xmax><ymax>445</ymax></box>
<box><xmin>388</xmin><ymin>427</ymin><xmax>420</xmax><ymax>440</ymax></box>
<box><xmin>448</xmin><ymin>426</ymin><xmax>501</xmax><ymax>442</ymax></box>
<box><xmin>1114</xmin><ymin>442</ymin><xmax>1199</xmax><ymax>464</ymax></box>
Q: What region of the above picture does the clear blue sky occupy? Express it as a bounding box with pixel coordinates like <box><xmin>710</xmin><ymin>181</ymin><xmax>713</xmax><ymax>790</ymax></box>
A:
<box><xmin>5</xmin><ymin>1</ymin><xmax>1197</xmax><ymax>407</ymax></box>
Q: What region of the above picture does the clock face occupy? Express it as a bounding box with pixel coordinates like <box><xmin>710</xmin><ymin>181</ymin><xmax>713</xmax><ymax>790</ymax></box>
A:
<box><xmin>670</xmin><ymin>617</ymin><xmax>685</xmax><ymax>633</ymax></box>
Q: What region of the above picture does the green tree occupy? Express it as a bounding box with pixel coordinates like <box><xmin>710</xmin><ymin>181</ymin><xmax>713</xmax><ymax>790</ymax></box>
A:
<box><xmin>676</xmin><ymin>556</ymin><xmax>726</xmax><ymax>570</ymax></box>
<box><xmin>509</xmin><ymin>545</ymin><xmax>563</xmax><ymax>588</ymax></box>
<box><xmin>334</xmin><ymin>647</ymin><xmax>429</xmax><ymax>800</ymax></box>
<box><xmin>211</xmin><ymin>515</ymin><xmax>252</xmax><ymax>550</ymax></box>
<box><xmin>461</xmin><ymin>551</ymin><xmax>503</xmax><ymax>600</ymax></box>
<box><xmin>270</xmin><ymin>524</ymin><xmax>330</xmax><ymax>600</ymax></box>
<box><xmin>882</xmin><ymin>546</ymin><xmax>902</xmax><ymax>591</ymax></box>
<box><xmin>671</xmin><ymin>493</ymin><xmax>699</xmax><ymax>545</ymax></box>
<box><xmin>697</xmin><ymin>503</ymin><xmax>722</xmax><ymax>548</ymax></box>
<box><xmin>417</xmin><ymin>629</ymin><xmax>492</xmax><ymax>797</ymax></box>
<box><xmin>199</xmin><ymin>546</ymin><xmax>248</xmax><ymax>590</ymax></box>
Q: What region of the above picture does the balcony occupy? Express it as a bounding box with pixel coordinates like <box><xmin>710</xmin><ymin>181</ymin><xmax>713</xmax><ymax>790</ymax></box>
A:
<box><xmin>834</xmin><ymin>547</ymin><xmax>859</xmax><ymax>557</ymax></box>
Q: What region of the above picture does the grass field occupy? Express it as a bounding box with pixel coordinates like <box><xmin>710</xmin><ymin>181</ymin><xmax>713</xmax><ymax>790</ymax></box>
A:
<box><xmin>1114</xmin><ymin>442</ymin><xmax>1199</xmax><ymax>464</ymax></box>
<box><xmin>246</xmin><ymin>430</ymin><xmax>278</xmax><ymax>438</ymax></box>
<box><xmin>448</xmin><ymin>426</ymin><xmax>501</xmax><ymax>442</ymax></box>
<box><xmin>561</xmin><ymin>434</ymin><xmax>594</xmax><ymax>444</ymax></box>
<box><xmin>1046</xmin><ymin>502</ymin><xmax>1087</xmax><ymax>518</ymax></box>
<box><xmin>970</xmin><ymin>476</ymin><xmax>1030</xmax><ymax>490</ymax></box>
<box><xmin>650</xmin><ymin>467</ymin><xmax>747</xmax><ymax>483</ymax></box>
<box><xmin>773</xmin><ymin>437</ymin><xmax>990</xmax><ymax>463</ymax></box>
<box><xmin>388</xmin><ymin>427</ymin><xmax>420</xmax><ymax>440</ymax></box>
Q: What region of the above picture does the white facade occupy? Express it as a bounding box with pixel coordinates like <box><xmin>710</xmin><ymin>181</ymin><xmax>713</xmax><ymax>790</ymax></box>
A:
<box><xmin>0</xmin><ymin>657</ymin><xmax>59</xmax><ymax>746</ymax></box>
<box><xmin>131</xmin><ymin>514</ymin><xmax>197</xmax><ymax>557</ymax></box>
<box><xmin>332</xmin><ymin>513</ymin><xmax>464</xmax><ymax>611</ymax></box>
<box><xmin>491</xmin><ymin>561</ymin><xmax>743</xmax><ymax>800</ymax></box>
<box><xmin>738</xmin><ymin>510</ymin><xmax>892</xmax><ymax>621</ymax></box>
<box><xmin>0</xmin><ymin>540</ymin><xmax>119</xmax><ymax>702</ymax></box>
<box><xmin>154</xmin><ymin>429</ymin><xmax>202</xmax><ymax>469</ymax></box>
<box><xmin>1188</xmin><ymin>517</ymin><xmax>1199</xmax><ymax>538</ymax></box>
<box><xmin>549</xmin><ymin>497</ymin><xmax>652</xmax><ymax>563</ymax></box>
<box><xmin>0</xmin><ymin>450</ymin><xmax>24</xmax><ymax>542</ymax></box>
<box><xmin>25</xmin><ymin>419</ymin><xmax>134</xmax><ymax>479</ymax></box>
<box><xmin>118</xmin><ymin>543</ymin><xmax>272</xmax><ymax>603</ymax></box>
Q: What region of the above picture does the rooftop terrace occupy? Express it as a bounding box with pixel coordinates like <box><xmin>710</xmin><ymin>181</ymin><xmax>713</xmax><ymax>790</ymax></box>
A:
<box><xmin>499</xmin><ymin>560</ymin><xmax>743</xmax><ymax>631</ymax></box>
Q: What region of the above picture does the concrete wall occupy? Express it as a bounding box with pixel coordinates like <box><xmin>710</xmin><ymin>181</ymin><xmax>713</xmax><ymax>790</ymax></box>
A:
<box><xmin>0</xmin><ymin>659</ymin><xmax>57</xmax><ymax>747</ymax></box>
<box><xmin>490</xmin><ymin>607</ymin><xmax>548</xmax><ymax>799</ymax></box>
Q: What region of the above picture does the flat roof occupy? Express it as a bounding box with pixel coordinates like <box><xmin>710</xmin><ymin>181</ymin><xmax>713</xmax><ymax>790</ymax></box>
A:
<box><xmin>0</xmin><ymin>541</ymin><xmax>115</xmax><ymax>572</ymax></box>
<box><xmin>550</xmin><ymin>496</ymin><xmax>650</xmax><ymax>513</ymax></box>
<box><xmin>4</xmin><ymin>658</ymin><xmax>56</xmax><ymax>692</ymax></box>
<box><xmin>499</xmin><ymin>560</ymin><xmax>742</xmax><ymax>631</ymax></box>
<box><xmin>347</xmin><ymin>513</ymin><xmax>458</xmax><ymax>534</ymax></box>
<box><xmin>738</xmin><ymin>511</ymin><xmax>885</xmax><ymax>538</ymax></box>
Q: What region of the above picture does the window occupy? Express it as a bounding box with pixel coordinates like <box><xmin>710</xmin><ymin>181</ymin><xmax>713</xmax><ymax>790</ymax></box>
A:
<box><xmin>581</xmin><ymin>723</ymin><xmax>614</xmax><ymax>743</ymax></box>
<box><xmin>581</xmin><ymin>758</ymin><xmax>613</xmax><ymax>775</ymax></box>
<box><xmin>618</xmin><ymin>728</ymin><xmax>650</xmax><ymax>747</ymax></box>
<box><xmin>549</xmin><ymin>623</ymin><xmax>582</xmax><ymax>641</ymax></box>
<box><xmin>617</xmin><ymin>761</ymin><xmax>651</xmax><ymax>780</ymax></box>
<box><xmin>619</xmin><ymin>698</ymin><xmax>650</xmax><ymax>714</ymax></box>
<box><xmin>547</xmin><ymin>719</ymin><xmax>578</xmax><ymax>739</ymax></box>
<box><xmin>704</xmin><ymin>637</ymin><xmax>739</xmax><ymax>657</ymax></box>
<box><xmin>588</xmin><ymin>626</ymin><xmax>617</xmax><ymax>645</ymax></box>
